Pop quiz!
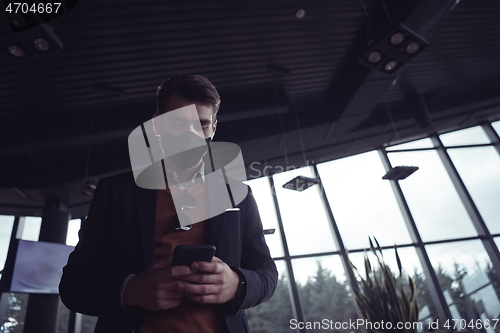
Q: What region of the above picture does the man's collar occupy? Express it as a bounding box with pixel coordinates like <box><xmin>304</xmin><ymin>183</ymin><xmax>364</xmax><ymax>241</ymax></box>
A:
<box><xmin>164</xmin><ymin>160</ymin><xmax>206</xmax><ymax>188</ymax></box>
<box><xmin>198</xmin><ymin>160</ymin><xmax>206</xmax><ymax>182</ymax></box>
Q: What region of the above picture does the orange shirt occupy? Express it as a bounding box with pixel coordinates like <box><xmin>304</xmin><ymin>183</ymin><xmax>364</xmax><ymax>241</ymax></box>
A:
<box><xmin>139</xmin><ymin>183</ymin><xmax>228</xmax><ymax>333</ymax></box>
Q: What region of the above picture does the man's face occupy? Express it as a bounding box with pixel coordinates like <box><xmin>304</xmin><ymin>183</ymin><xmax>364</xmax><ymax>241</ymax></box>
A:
<box><xmin>160</xmin><ymin>93</ymin><xmax>217</xmax><ymax>139</ymax></box>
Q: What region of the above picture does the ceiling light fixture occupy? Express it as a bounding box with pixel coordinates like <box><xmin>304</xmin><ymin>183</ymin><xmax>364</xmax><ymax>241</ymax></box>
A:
<box><xmin>368</xmin><ymin>51</ymin><xmax>382</xmax><ymax>63</ymax></box>
<box><xmin>295</xmin><ymin>9</ymin><xmax>306</xmax><ymax>19</ymax></box>
<box><xmin>0</xmin><ymin>23</ymin><xmax>63</xmax><ymax>60</ymax></box>
<box><xmin>406</xmin><ymin>42</ymin><xmax>420</xmax><ymax>55</ymax></box>
<box><xmin>33</xmin><ymin>38</ymin><xmax>50</xmax><ymax>51</ymax></box>
<box><xmin>382</xmin><ymin>166</ymin><xmax>419</xmax><ymax>180</ymax></box>
<box><xmin>9</xmin><ymin>14</ymin><xmax>27</xmax><ymax>28</ymax></box>
<box><xmin>384</xmin><ymin>60</ymin><xmax>398</xmax><ymax>72</ymax></box>
<box><xmin>390</xmin><ymin>32</ymin><xmax>405</xmax><ymax>45</ymax></box>
<box><xmin>282</xmin><ymin>175</ymin><xmax>320</xmax><ymax>192</ymax></box>
<box><xmin>82</xmin><ymin>178</ymin><xmax>99</xmax><ymax>196</ymax></box>
<box><xmin>8</xmin><ymin>45</ymin><xmax>25</xmax><ymax>57</ymax></box>
<box><xmin>263</xmin><ymin>229</ymin><xmax>276</xmax><ymax>235</ymax></box>
<box><xmin>359</xmin><ymin>23</ymin><xmax>428</xmax><ymax>75</ymax></box>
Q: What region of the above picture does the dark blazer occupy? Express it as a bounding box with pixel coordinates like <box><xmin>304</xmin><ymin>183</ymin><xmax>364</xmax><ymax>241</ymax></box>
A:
<box><xmin>59</xmin><ymin>171</ymin><xmax>278</xmax><ymax>333</ymax></box>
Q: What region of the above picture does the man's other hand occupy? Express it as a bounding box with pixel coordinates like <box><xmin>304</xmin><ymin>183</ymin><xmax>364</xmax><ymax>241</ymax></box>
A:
<box><xmin>123</xmin><ymin>257</ymin><xmax>196</xmax><ymax>311</ymax></box>
<box><xmin>175</xmin><ymin>256</ymin><xmax>240</xmax><ymax>304</ymax></box>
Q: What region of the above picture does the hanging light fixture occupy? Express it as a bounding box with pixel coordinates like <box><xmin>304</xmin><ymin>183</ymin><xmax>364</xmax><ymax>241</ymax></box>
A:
<box><xmin>282</xmin><ymin>175</ymin><xmax>320</xmax><ymax>192</ymax></box>
<box><xmin>81</xmin><ymin>177</ymin><xmax>99</xmax><ymax>196</ymax></box>
<box><xmin>382</xmin><ymin>166</ymin><xmax>419</xmax><ymax>180</ymax></box>
<box><xmin>280</xmin><ymin>87</ymin><xmax>320</xmax><ymax>192</ymax></box>
<box><xmin>263</xmin><ymin>229</ymin><xmax>276</xmax><ymax>235</ymax></box>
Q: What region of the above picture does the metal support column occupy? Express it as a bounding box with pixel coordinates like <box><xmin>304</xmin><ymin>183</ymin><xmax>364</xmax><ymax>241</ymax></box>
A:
<box><xmin>0</xmin><ymin>216</ymin><xmax>20</xmax><ymax>294</ymax></box>
<box><xmin>311</xmin><ymin>164</ymin><xmax>358</xmax><ymax>291</ymax></box>
<box><xmin>378</xmin><ymin>148</ymin><xmax>453</xmax><ymax>326</ymax></box>
<box><xmin>481</xmin><ymin>122</ymin><xmax>500</xmax><ymax>157</ymax></box>
<box><xmin>0</xmin><ymin>216</ymin><xmax>21</xmax><ymax>323</ymax></box>
<box><xmin>268</xmin><ymin>175</ymin><xmax>306</xmax><ymax>333</ymax></box>
<box><xmin>68</xmin><ymin>310</ymin><xmax>82</xmax><ymax>333</ymax></box>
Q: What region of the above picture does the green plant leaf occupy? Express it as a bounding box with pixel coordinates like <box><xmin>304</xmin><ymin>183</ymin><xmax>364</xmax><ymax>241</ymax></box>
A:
<box><xmin>395</xmin><ymin>244</ymin><xmax>402</xmax><ymax>274</ymax></box>
<box><xmin>348</xmin><ymin>238</ymin><xmax>426</xmax><ymax>333</ymax></box>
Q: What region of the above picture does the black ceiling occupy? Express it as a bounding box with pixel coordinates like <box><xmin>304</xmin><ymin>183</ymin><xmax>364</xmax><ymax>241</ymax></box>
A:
<box><xmin>1</xmin><ymin>0</ymin><xmax>500</xmax><ymax>218</ymax></box>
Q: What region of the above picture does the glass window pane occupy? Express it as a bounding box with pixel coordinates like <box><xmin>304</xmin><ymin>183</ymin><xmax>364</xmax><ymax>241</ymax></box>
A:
<box><xmin>1</xmin><ymin>293</ymin><xmax>29</xmax><ymax>333</ymax></box>
<box><xmin>66</xmin><ymin>219</ymin><xmax>82</xmax><ymax>246</ymax></box>
<box><xmin>386</xmin><ymin>138</ymin><xmax>434</xmax><ymax>151</ymax></box>
<box><xmin>0</xmin><ymin>215</ymin><xmax>15</xmax><ymax>274</ymax></box>
<box><xmin>492</xmin><ymin>121</ymin><xmax>500</xmax><ymax>137</ymax></box>
<box><xmin>16</xmin><ymin>216</ymin><xmax>41</xmax><ymax>242</ymax></box>
<box><xmin>440</xmin><ymin>126</ymin><xmax>490</xmax><ymax>146</ymax></box>
<box><xmin>447</xmin><ymin>147</ymin><xmax>500</xmax><ymax>234</ymax></box>
<box><xmin>317</xmin><ymin>151</ymin><xmax>411</xmax><ymax>249</ymax></box>
<box><xmin>80</xmin><ymin>314</ymin><xmax>98</xmax><ymax>333</ymax></box>
<box><xmin>247</xmin><ymin>260</ymin><xmax>293</xmax><ymax>333</ymax></box>
<box><xmin>348</xmin><ymin>246</ymin><xmax>422</xmax><ymax>279</ymax></box>
<box><xmin>292</xmin><ymin>255</ymin><xmax>358</xmax><ymax>329</ymax></box>
<box><xmin>426</xmin><ymin>240</ymin><xmax>500</xmax><ymax>322</ymax></box>
<box><xmin>244</xmin><ymin>177</ymin><xmax>284</xmax><ymax>258</ymax></box>
<box><xmin>496</xmin><ymin>237</ymin><xmax>500</xmax><ymax>249</ymax></box>
<box><xmin>273</xmin><ymin>167</ymin><xmax>337</xmax><ymax>256</ymax></box>
<box><xmin>388</xmin><ymin>150</ymin><xmax>477</xmax><ymax>241</ymax></box>
<box><xmin>56</xmin><ymin>299</ymin><xmax>70</xmax><ymax>333</ymax></box>
<box><xmin>349</xmin><ymin>246</ymin><xmax>440</xmax><ymax>324</ymax></box>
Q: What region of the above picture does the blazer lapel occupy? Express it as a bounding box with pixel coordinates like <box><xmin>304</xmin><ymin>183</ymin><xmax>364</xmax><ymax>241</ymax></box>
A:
<box><xmin>133</xmin><ymin>184</ymin><xmax>157</xmax><ymax>268</ymax></box>
<box><xmin>209</xmin><ymin>213</ymin><xmax>225</xmax><ymax>257</ymax></box>
<box><xmin>206</xmin><ymin>170</ymin><xmax>231</xmax><ymax>257</ymax></box>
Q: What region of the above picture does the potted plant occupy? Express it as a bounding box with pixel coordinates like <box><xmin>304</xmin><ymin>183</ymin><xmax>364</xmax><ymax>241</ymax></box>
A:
<box><xmin>348</xmin><ymin>237</ymin><xmax>433</xmax><ymax>333</ymax></box>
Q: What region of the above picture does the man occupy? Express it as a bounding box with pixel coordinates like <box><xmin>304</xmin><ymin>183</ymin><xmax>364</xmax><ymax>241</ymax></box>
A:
<box><xmin>59</xmin><ymin>75</ymin><xmax>278</xmax><ymax>333</ymax></box>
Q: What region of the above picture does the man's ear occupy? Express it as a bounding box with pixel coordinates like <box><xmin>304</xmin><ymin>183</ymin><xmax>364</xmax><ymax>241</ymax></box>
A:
<box><xmin>211</xmin><ymin>119</ymin><xmax>217</xmax><ymax>139</ymax></box>
<box><xmin>152</xmin><ymin>112</ymin><xmax>162</xmax><ymax>137</ymax></box>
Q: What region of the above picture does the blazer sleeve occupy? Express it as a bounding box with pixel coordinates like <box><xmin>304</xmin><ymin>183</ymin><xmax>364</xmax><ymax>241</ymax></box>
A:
<box><xmin>229</xmin><ymin>187</ymin><xmax>278</xmax><ymax>313</ymax></box>
<box><xmin>59</xmin><ymin>177</ymin><xmax>134</xmax><ymax>321</ymax></box>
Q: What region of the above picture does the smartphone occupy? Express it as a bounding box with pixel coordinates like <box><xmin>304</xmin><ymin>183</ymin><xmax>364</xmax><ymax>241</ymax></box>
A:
<box><xmin>172</xmin><ymin>245</ymin><xmax>216</xmax><ymax>266</ymax></box>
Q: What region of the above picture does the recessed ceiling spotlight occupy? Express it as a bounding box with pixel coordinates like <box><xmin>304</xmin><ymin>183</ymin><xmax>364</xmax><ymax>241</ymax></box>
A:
<box><xmin>406</xmin><ymin>42</ymin><xmax>420</xmax><ymax>55</ymax></box>
<box><xmin>34</xmin><ymin>38</ymin><xmax>50</xmax><ymax>51</ymax></box>
<box><xmin>8</xmin><ymin>45</ymin><xmax>24</xmax><ymax>57</ymax></box>
<box><xmin>390</xmin><ymin>32</ymin><xmax>405</xmax><ymax>45</ymax></box>
<box><xmin>368</xmin><ymin>51</ymin><xmax>382</xmax><ymax>63</ymax></box>
<box><xmin>9</xmin><ymin>14</ymin><xmax>27</xmax><ymax>28</ymax></box>
<box><xmin>384</xmin><ymin>60</ymin><xmax>398</xmax><ymax>72</ymax></box>
<box><xmin>295</xmin><ymin>9</ymin><xmax>306</xmax><ymax>19</ymax></box>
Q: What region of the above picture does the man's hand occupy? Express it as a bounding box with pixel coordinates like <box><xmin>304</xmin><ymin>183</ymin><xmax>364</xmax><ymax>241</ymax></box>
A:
<box><xmin>123</xmin><ymin>257</ymin><xmax>196</xmax><ymax>311</ymax></box>
<box><xmin>175</xmin><ymin>256</ymin><xmax>240</xmax><ymax>304</ymax></box>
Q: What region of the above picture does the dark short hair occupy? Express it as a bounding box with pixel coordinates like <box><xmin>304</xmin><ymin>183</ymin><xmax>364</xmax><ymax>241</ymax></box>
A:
<box><xmin>156</xmin><ymin>74</ymin><xmax>221</xmax><ymax>119</ymax></box>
